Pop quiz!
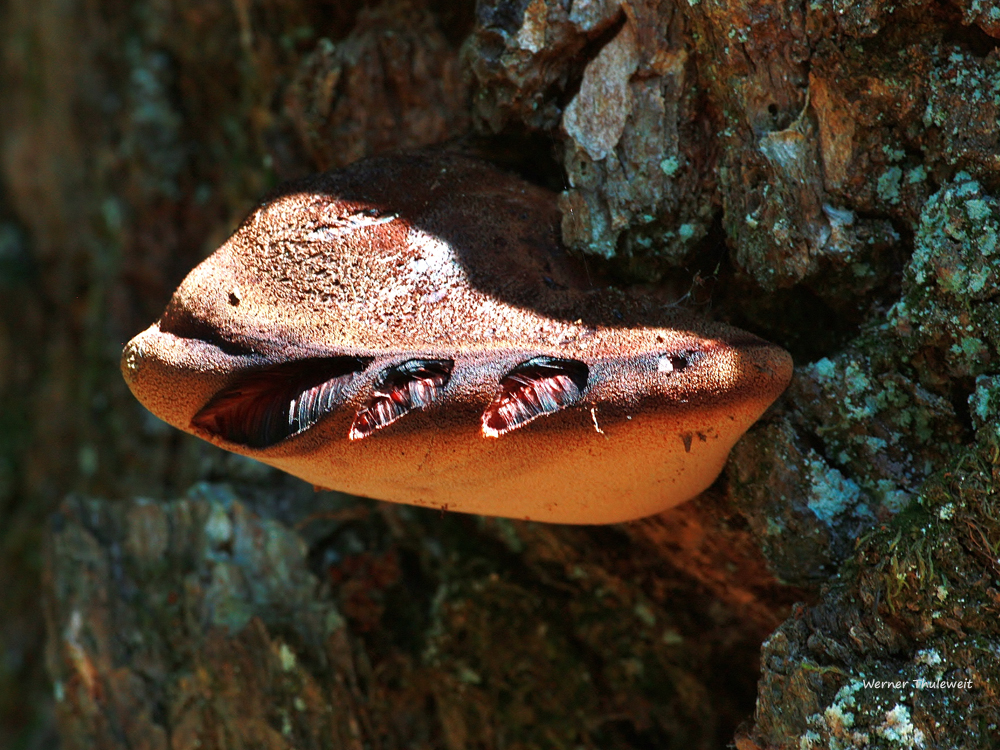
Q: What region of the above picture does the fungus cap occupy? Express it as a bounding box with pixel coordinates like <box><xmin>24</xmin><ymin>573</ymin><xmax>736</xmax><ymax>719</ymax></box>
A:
<box><xmin>122</xmin><ymin>151</ymin><xmax>793</xmax><ymax>524</ymax></box>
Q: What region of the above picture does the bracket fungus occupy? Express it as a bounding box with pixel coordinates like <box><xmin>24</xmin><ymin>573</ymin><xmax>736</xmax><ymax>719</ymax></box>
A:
<box><xmin>122</xmin><ymin>151</ymin><xmax>792</xmax><ymax>524</ymax></box>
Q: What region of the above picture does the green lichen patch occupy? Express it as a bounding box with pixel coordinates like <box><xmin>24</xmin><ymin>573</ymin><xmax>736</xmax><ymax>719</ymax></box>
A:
<box><xmin>795</xmin><ymin>640</ymin><xmax>1000</xmax><ymax>750</ymax></box>
<box><xmin>953</xmin><ymin>0</ymin><xmax>1000</xmax><ymax>37</ymax></box>
<box><xmin>790</xmin><ymin>349</ymin><xmax>963</xmax><ymax>505</ymax></box>
<box><xmin>920</xmin><ymin>48</ymin><xmax>1000</xmax><ymax>186</ymax></box>
<box><xmin>732</xmin><ymin>332</ymin><xmax>963</xmax><ymax>589</ymax></box>
<box><xmin>745</xmin><ymin>438</ymin><xmax>1000</xmax><ymax>749</ymax></box>
<box><xmin>736</xmin><ymin>118</ymin><xmax>1000</xmax><ymax>747</ymax></box>
<box><xmin>970</xmin><ymin>374</ymin><xmax>1000</xmax><ymax>443</ymax></box>
<box><xmin>892</xmin><ymin>175</ymin><xmax>1000</xmax><ymax>382</ymax></box>
<box><xmin>730</xmin><ymin>421</ymin><xmax>867</xmax><ymax>585</ymax></box>
<box><xmin>757</xmin><ymin>176</ymin><xmax>1000</xmax><ymax>589</ymax></box>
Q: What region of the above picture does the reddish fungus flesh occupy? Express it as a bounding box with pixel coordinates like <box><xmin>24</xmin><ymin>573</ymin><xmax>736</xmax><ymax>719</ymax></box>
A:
<box><xmin>349</xmin><ymin>359</ymin><xmax>453</xmax><ymax>439</ymax></box>
<box><xmin>482</xmin><ymin>357</ymin><xmax>589</xmax><ymax>437</ymax></box>
<box><xmin>192</xmin><ymin>356</ymin><xmax>370</xmax><ymax>447</ymax></box>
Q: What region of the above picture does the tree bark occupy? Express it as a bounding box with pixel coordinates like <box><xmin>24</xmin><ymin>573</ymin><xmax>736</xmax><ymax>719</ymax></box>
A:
<box><xmin>2</xmin><ymin>0</ymin><xmax>999</xmax><ymax>747</ymax></box>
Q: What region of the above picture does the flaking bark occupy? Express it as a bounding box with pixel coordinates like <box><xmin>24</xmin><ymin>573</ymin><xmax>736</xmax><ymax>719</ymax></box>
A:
<box><xmin>3</xmin><ymin>0</ymin><xmax>1000</xmax><ymax>747</ymax></box>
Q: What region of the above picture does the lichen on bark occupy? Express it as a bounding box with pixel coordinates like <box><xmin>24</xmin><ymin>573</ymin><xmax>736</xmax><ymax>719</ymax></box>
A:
<box><xmin>47</xmin><ymin>483</ymin><xmax>782</xmax><ymax>748</ymax></box>
<box><xmin>4</xmin><ymin>0</ymin><xmax>1000</xmax><ymax>747</ymax></box>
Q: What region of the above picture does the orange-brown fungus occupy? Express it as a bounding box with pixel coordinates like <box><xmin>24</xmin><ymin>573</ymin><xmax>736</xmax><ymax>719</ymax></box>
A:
<box><xmin>122</xmin><ymin>150</ymin><xmax>792</xmax><ymax>524</ymax></box>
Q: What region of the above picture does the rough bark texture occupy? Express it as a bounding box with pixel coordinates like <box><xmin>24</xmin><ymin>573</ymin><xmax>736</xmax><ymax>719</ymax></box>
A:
<box><xmin>45</xmin><ymin>483</ymin><xmax>792</xmax><ymax>749</ymax></box>
<box><xmin>2</xmin><ymin>0</ymin><xmax>1000</xmax><ymax>748</ymax></box>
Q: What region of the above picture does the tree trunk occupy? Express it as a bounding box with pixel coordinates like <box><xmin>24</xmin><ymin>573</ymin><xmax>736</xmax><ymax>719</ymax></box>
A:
<box><xmin>2</xmin><ymin>0</ymin><xmax>999</xmax><ymax>747</ymax></box>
